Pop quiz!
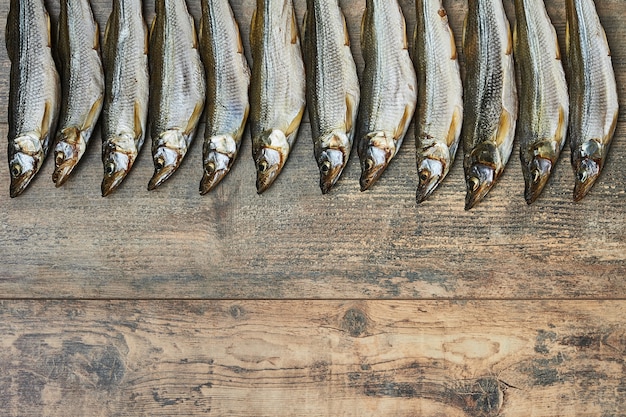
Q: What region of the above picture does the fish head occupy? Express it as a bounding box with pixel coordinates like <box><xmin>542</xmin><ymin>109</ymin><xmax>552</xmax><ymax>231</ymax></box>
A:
<box><xmin>359</xmin><ymin>132</ymin><xmax>394</xmax><ymax>191</ymax></box>
<box><xmin>464</xmin><ymin>163</ymin><xmax>495</xmax><ymax>210</ymax></box>
<box><xmin>317</xmin><ymin>131</ymin><xmax>351</xmax><ymax>194</ymax></box>
<box><xmin>52</xmin><ymin>128</ymin><xmax>85</xmax><ymax>187</ymax></box>
<box><xmin>101</xmin><ymin>146</ymin><xmax>132</xmax><ymax>197</ymax></box>
<box><xmin>255</xmin><ymin>147</ymin><xmax>283</xmax><ymax>194</ymax></box>
<box><xmin>9</xmin><ymin>151</ymin><xmax>38</xmax><ymax>198</ymax></box>
<box><xmin>572</xmin><ymin>140</ymin><xmax>603</xmax><ymax>202</ymax></box>
<box><xmin>200</xmin><ymin>135</ymin><xmax>237</xmax><ymax>195</ymax></box>
<box><xmin>255</xmin><ymin>130</ymin><xmax>289</xmax><ymax>194</ymax></box>
<box><xmin>573</xmin><ymin>157</ymin><xmax>600</xmax><ymax>202</ymax></box>
<box><xmin>522</xmin><ymin>156</ymin><xmax>553</xmax><ymax>205</ymax></box>
<box><xmin>416</xmin><ymin>158</ymin><xmax>444</xmax><ymax>204</ymax></box>
<box><xmin>148</xmin><ymin>145</ymin><xmax>182</xmax><ymax>191</ymax></box>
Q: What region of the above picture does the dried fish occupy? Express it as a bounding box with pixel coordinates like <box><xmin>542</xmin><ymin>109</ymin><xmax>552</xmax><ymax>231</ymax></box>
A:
<box><xmin>6</xmin><ymin>0</ymin><xmax>61</xmax><ymax>197</ymax></box>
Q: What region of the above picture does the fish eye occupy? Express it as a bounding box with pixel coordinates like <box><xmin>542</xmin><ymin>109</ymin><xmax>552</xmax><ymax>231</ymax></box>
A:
<box><xmin>532</xmin><ymin>169</ymin><xmax>541</xmax><ymax>183</ymax></box>
<box><xmin>55</xmin><ymin>151</ymin><xmax>65</xmax><ymax>166</ymax></box>
<box><xmin>320</xmin><ymin>161</ymin><xmax>331</xmax><ymax>174</ymax></box>
<box><xmin>577</xmin><ymin>170</ymin><xmax>588</xmax><ymax>182</ymax></box>
<box><xmin>419</xmin><ymin>169</ymin><xmax>430</xmax><ymax>183</ymax></box>
<box><xmin>205</xmin><ymin>162</ymin><xmax>215</xmax><ymax>174</ymax></box>
<box><xmin>11</xmin><ymin>163</ymin><xmax>22</xmax><ymax>178</ymax></box>
<box><xmin>365</xmin><ymin>158</ymin><xmax>374</xmax><ymax>171</ymax></box>
<box><xmin>155</xmin><ymin>157</ymin><xmax>165</xmax><ymax>171</ymax></box>
<box><xmin>258</xmin><ymin>160</ymin><xmax>269</xmax><ymax>173</ymax></box>
<box><xmin>105</xmin><ymin>162</ymin><xmax>115</xmax><ymax>176</ymax></box>
<box><xmin>469</xmin><ymin>176</ymin><xmax>480</xmax><ymax>192</ymax></box>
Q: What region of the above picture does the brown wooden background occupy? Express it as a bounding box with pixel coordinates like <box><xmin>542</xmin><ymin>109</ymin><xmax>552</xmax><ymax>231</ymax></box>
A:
<box><xmin>1</xmin><ymin>0</ymin><xmax>624</xmax><ymax>415</ymax></box>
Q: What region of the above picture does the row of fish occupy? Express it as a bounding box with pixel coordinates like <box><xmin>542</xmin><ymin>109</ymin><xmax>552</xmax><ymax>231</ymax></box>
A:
<box><xmin>6</xmin><ymin>0</ymin><xmax>618</xmax><ymax>208</ymax></box>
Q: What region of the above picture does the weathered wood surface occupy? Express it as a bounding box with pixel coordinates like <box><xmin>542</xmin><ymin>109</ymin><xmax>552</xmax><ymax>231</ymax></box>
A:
<box><xmin>0</xmin><ymin>0</ymin><xmax>624</xmax><ymax>299</ymax></box>
<box><xmin>1</xmin><ymin>300</ymin><xmax>625</xmax><ymax>416</ymax></box>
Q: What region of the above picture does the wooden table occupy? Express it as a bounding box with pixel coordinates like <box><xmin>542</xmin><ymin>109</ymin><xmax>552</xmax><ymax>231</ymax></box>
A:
<box><xmin>1</xmin><ymin>0</ymin><xmax>624</xmax><ymax>415</ymax></box>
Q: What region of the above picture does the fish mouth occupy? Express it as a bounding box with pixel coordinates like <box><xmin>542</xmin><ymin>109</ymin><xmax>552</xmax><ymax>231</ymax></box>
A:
<box><xmin>573</xmin><ymin>157</ymin><xmax>600</xmax><ymax>202</ymax></box>
<box><xmin>255</xmin><ymin>147</ymin><xmax>283</xmax><ymax>194</ymax></box>
<box><xmin>359</xmin><ymin>145</ymin><xmax>390</xmax><ymax>191</ymax></box>
<box><xmin>464</xmin><ymin>163</ymin><xmax>496</xmax><ymax>210</ymax></box>
<box><xmin>523</xmin><ymin>157</ymin><xmax>553</xmax><ymax>205</ymax></box>
<box><xmin>9</xmin><ymin>153</ymin><xmax>38</xmax><ymax>198</ymax></box>
<box><xmin>416</xmin><ymin>158</ymin><xmax>444</xmax><ymax>204</ymax></box>
<box><xmin>200</xmin><ymin>152</ymin><xmax>233</xmax><ymax>195</ymax></box>
<box><xmin>101</xmin><ymin>150</ymin><xmax>131</xmax><ymax>197</ymax></box>
<box><xmin>319</xmin><ymin>149</ymin><xmax>347</xmax><ymax>194</ymax></box>
<box><xmin>148</xmin><ymin>147</ymin><xmax>182</xmax><ymax>191</ymax></box>
<box><xmin>52</xmin><ymin>147</ymin><xmax>79</xmax><ymax>188</ymax></box>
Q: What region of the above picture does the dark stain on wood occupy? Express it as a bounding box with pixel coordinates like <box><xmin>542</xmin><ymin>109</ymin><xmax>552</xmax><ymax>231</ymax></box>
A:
<box><xmin>341</xmin><ymin>308</ymin><xmax>369</xmax><ymax>337</ymax></box>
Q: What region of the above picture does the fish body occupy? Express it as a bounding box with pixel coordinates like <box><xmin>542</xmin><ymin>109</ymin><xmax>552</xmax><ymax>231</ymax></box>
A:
<box><xmin>53</xmin><ymin>0</ymin><xmax>105</xmax><ymax>187</ymax></box>
<box><xmin>101</xmin><ymin>0</ymin><xmax>149</xmax><ymax>197</ymax></box>
<box><xmin>303</xmin><ymin>0</ymin><xmax>360</xmax><ymax>194</ymax></box>
<box><xmin>357</xmin><ymin>0</ymin><xmax>417</xmax><ymax>191</ymax></box>
<box><xmin>414</xmin><ymin>0</ymin><xmax>463</xmax><ymax>203</ymax></box>
<box><xmin>566</xmin><ymin>0</ymin><xmax>619</xmax><ymax>201</ymax></box>
<box><xmin>6</xmin><ymin>0</ymin><xmax>61</xmax><ymax>197</ymax></box>
<box><xmin>514</xmin><ymin>0</ymin><xmax>568</xmax><ymax>204</ymax></box>
<box><xmin>249</xmin><ymin>0</ymin><xmax>306</xmax><ymax>194</ymax></box>
<box><xmin>199</xmin><ymin>0</ymin><xmax>250</xmax><ymax>194</ymax></box>
<box><xmin>462</xmin><ymin>0</ymin><xmax>517</xmax><ymax>210</ymax></box>
<box><xmin>148</xmin><ymin>0</ymin><xmax>206</xmax><ymax>191</ymax></box>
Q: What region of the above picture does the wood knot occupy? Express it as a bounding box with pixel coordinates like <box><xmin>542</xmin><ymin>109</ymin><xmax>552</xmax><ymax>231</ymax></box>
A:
<box><xmin>457</xmin><ymin>377</ymin><xmax>505</xmax><ymax>417</ymax></box>
<box><xmin>229</xmin><ymin>305</ymin><xmax>245</xmax><ymax>319</ymax></box>
<box><xmin>342</xmin><ymin>308</ymin><xmax>368</xmax><ymax>337</ymax></box>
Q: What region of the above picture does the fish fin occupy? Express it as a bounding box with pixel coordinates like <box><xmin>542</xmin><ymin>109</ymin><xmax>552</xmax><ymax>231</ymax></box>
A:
<box><xmin>302</xmin><ymin>10</ymin><xmax>308</xmax><ymax>44</ymax></box>
<box><xmin>513</xmin><ymin>23</ymin><xmax>517</xmax><ymax>54</ymax></box>
<box><xmin>555</xmin><ymin>106</ymin><xmax>566</xmax><ymax>143</ymax></box>
<box><xmin>134</xmin><ymin>101</ymin><xmax>144</xmax><ymax>140</ymax></box>
<box><xmin>192</xmin><ymin>19</ymin><xmax>198</xmax><ymax>49</ymax></box>
<box><xmin>401</xmin><ymin>14</ymin><xmax>408</xmax><ymax>50</ymax></box>
<box><xmin>81</xmin><ymin>96</ymin><xmax>103</xmax><ymax>131</ymax></box>
<box><xmin>394</xmin><ymin>105</ymin><xmax>412</xmax><ymax>140</ymax></box>
<box><xmin>342</xmin><ymin>11</ymin><xmax>350</xmax><ymax>47</ymax></box>
<box><xmin>600</xmin><ymin>27</ymin><xmax>611</xmax><ymax>56</ymax></box>
<box><xmin>551</xmin><ymin>25</ymin><xmax>561</xmax><ymax>60</ymax></box>
<box><xmin>462</xmin><ymin>14</ymin><xmax>468</xmax><ymax>48</ymax></box>
<box><xmin>235</xmin><ymin>21</ymin><xmax>244</xmax><ymax>54</ymax></box>
<box><xmin>250</xmin><ymin>9</ymin><xmax>257</xmax><ymax>47</ymax></box>
<box><xmin>236</xmin><ymin>105</ymin><xmax>250</xmax><ymax>140</ymax></box>
<box><xmin>565</xmin><ymin>19</ymin><xmax>570</xmax><ymax>56</ymax></box>
<box><xmin>446</xmin><ymin>106</ymin><xmax>462</xmax><ymax>147</ymax></box>
<box><xmin>149</xmin><ymin>17</ymin><xmax>156</xmax><ymax>44</ymax></box>
<box><xmin>40</xmin><ymin>101</ymin><xmax>53</xmax><ymax>141</ymax></box>
<box><xmin>360</xmin><ymin>11</ymin><xmax>366</xmax><ymax>47</ymax></box>
<box><xmin>184</xmin><ymin>101</ymin><xmax>204</xmax><ymax>136</ymax></box>
<box><xmin>46</xmin><ymin>10</ymin><xmax>52</xmax><ymax>48</ymax></box>
<box><xmin>290</xmin><ymin>9</ymin><xmax>298</xmax><ymax>45</ymax></box>
<box><xmin>94</xmin><ymin>22</ymin><xmax>100</xmax><ymax>50</ymax></box>
<box><xmin>345</xmin><ymin>94</ymin><xmax>356</xmax><ymax>134</ymax></box>
<box><xmin>505</xmin><ymin>21</ymin><xmax>513</xmax><ymax>56</ymax></box>
<box><xmin>494</xmin><ymin>109</ymin><xmax>512</xmax><ymax>147</ymax></box>
<box><xmin>449</xmin><ymin>26</ymin><xmax>457</xmax><ymax>60</ymax></box>
<box><xmin>285</xmin><ymin>106</ymin><xmax>305</xmax><ymax>138</ymax></box>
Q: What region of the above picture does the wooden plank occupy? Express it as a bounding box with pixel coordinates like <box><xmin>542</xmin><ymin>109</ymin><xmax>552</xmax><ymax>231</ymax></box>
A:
<box><xmin>1</xmin><ymin>300</ymin><xmax>625</xmax><ymax>416</ymax></box>
<box><xmin>0</xmin><ymin>0</ymin><xmax>624</xmax><ymax>299</ymax></box>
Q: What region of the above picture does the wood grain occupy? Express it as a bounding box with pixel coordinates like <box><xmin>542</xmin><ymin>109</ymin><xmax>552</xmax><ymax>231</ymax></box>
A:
<box><xmin>0</xmin><ymin>0</ymin><xmax>624</xmax><ymax>299</ymax></box>
<box><xmin>1</xmin><ymin>300</ymin><xmax>625</xmax><ymax>416</ymax></box>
